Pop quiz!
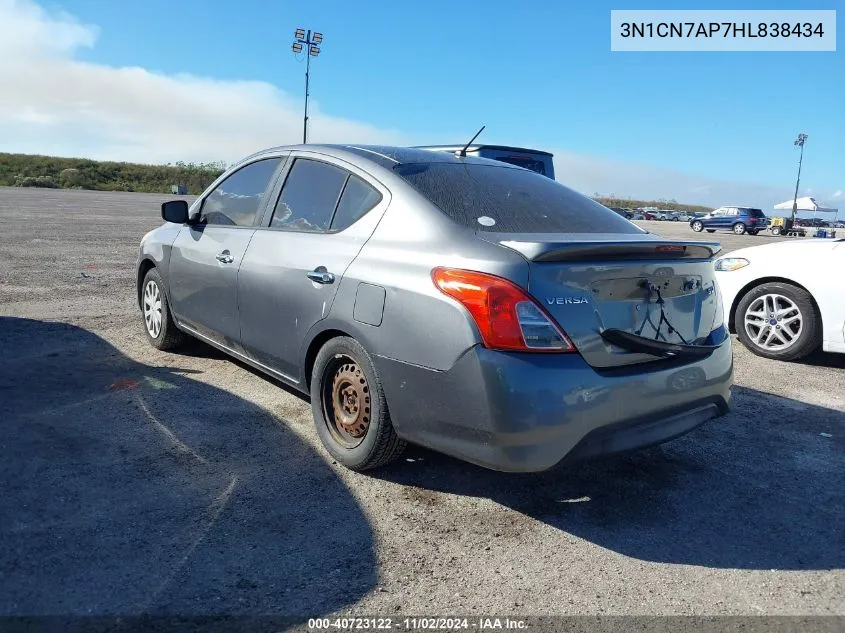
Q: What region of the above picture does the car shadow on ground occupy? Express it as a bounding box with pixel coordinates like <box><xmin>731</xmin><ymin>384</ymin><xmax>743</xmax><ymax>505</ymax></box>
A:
<box><xmin>0</xmin><ymin>317</ymin><xmax>375</xmax><ymax>621</ymax></box>
<box><xmin>375</xmin><ymin>385</ymin><xmax>844</xmax><ymax>572</ymax></box>
<box><xmin>798</xmin><ymin>351</ymin><xmax>845</xmax><ymax>370</ymax></box>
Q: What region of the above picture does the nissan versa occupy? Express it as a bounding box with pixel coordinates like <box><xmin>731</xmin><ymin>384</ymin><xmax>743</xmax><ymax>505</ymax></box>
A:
<box><xmin>136</xmin><ymin>145</ymin><xmax>733</xmax><ymax>472</ymax></box>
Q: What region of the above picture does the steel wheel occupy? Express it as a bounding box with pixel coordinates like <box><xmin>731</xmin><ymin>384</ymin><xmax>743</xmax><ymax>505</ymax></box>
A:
<box><xmin>743</xmin><ymin>293</ymin><xmax>802</xmax><ymax>352</ymax></box>
<box><xmin>323</xmin><ymin>357</ymin><xmax>371</xmax><ymax>449</ymax></box>
<box><xmin>143</xmin><ymin>279</ymin><xmax>163</xmax><ymax>338</ymax></box>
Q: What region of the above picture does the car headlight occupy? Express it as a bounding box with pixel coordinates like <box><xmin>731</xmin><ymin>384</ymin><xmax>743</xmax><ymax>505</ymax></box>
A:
<box><xmin>714</xmin><ymin>257</ymin><xmax>750</xmax><ymax>272</ymax></box>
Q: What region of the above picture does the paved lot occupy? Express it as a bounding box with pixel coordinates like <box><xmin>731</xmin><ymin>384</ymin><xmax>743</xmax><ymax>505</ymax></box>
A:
<box><xmin>1</xmin><ymin>187</ymin><xmax>843</xmax><ymax>621</ymax></box>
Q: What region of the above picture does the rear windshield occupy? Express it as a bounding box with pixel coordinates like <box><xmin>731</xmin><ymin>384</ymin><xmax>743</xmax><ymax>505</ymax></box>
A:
<box><xmin>741</xmin><ymin>208</ymin><xmax>765</xmax><ymax>217</ymax></box>
<box><xmin>394</xmin><ymin>163</ymin><xmax>642</xmax><ymax>234</ymax></box>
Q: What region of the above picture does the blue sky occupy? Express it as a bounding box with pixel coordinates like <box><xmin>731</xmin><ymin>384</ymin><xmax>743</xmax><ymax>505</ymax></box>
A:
<box><xmin>0</xmin><ymin>0</ymin><xmax>842</xmax><ymax>209</ymax></box>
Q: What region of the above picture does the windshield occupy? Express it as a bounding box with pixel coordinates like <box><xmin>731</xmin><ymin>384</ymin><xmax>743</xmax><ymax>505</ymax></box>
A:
<box><xmin>394</xmin><ymin>163</ymin><xmax>643</xmax><ymax>234</ymax></box>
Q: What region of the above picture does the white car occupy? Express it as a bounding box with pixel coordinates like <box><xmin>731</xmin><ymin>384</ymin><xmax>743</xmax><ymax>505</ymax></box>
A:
<box><xmin>714</xmin><ymin>239</ymin><xmax>845</xmax><ymax>360</ymax></box>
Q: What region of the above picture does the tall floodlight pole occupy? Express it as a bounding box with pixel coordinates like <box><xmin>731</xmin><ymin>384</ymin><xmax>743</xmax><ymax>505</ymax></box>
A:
<box><xmin>791</xmin><ymin>133</ymin><xmax>808</xmax><ymax>223</ymax></box>
<box><xmin>292</xmin><ymin>28</ymin><xmax>323</xmax><ymax>144</ymax></box>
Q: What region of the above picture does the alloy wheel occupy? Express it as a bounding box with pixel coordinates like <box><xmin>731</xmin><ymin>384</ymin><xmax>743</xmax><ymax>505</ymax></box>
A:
<box><xmin>744</xmin><ymin>293</ymin><xmax>803</xmax><ymax>351</ymax></box>
<box><xmin>143</xmin><ymin>280</ymin><xmax>162</xmax><ymax>338</ymax></box>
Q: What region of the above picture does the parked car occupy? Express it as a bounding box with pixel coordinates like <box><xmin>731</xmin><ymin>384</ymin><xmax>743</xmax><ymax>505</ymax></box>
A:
<box><xmin>796</xmin><ymin>218</ymin><xmax>830</xmax><ymax>228</ymax></box>
<box><xmin>715</xmin><ymin>239</ymin><xmax>845</xmax><ymax>360</ymax></box>
<box><xmin>137</xmin><ymin>144</ymin><xmax>733</xmax><ymax>473</ymax></box>
<box><xmin>608</xmin><ymin>206</ymin><xmax>635</xmax><ymax>220</ymax></box>
<box><xmin>690</xmin><ymin>206</ymin><xmax>767</xmax><ymax>235</ymax></box>
<box><xmin>672</xmin><ymin>212</ymin><xmax>694</xmax><ymax>222</ymax></box>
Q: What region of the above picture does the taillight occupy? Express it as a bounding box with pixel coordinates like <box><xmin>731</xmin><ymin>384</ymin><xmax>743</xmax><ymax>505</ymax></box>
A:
<box><xmin>431</xmin><ymin>267</ymin><xmax>575</xmax><ymax>353</ymax></box>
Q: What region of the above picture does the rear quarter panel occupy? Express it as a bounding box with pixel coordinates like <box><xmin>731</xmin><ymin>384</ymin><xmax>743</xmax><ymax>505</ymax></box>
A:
<box><xmin>306</xmin><ymin>190</ymin><xmax>530</xmax><ymax>372</ymax></box>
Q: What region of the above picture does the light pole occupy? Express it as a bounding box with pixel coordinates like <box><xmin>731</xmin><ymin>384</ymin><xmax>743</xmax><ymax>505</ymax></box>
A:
<box><xmin>791</xmin><ymin>133</ymin><xmax>808</xmax><ymax>224</ymax></box>
<box><xmin>291</xmin><ymin>28</ymin><xmax>323</xmax><ymax>144</ymax></box>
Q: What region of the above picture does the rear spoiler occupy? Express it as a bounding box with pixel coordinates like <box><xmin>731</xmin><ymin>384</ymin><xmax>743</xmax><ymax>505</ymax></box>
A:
<box><xmin>600</xmin><ymin>329</ymin><xmax>719</xmax><ymax>359</ymax></box>
<box><xmin>497</xmin><ymin>239</ymin><xmax>721</xmax><ymax>262</ymax></box>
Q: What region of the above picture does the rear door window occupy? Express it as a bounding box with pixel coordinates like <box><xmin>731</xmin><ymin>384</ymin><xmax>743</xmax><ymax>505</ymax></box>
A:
<box><xmin>394</xmin><ymin>163</ymin><xmax>641</xmax><ymax>234</ymax></box>
<box><xmin>330</xmin><ymin>175</ymin><xmax>382</xmax><ymax>231</ymax></box>
<box><xmin>270</xmin><ymin>159</ymin><xmax>348</xmax><ymax>232</ymax></box>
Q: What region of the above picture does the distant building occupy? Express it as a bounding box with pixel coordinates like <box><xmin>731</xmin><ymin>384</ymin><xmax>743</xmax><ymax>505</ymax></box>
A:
<box><xmin>171</xmin><ymin>184</ymin><xmax>188</xmax><ymax>195</ymax></box>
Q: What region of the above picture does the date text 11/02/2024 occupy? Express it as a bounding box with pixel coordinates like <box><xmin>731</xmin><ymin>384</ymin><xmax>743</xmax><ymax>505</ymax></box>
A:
<box><xmin>620</xmin><ymin>22</ymin><xmax>825</xmax><ymax>39</ymax></box>
<box><xmin>308</xmin><ymin>617</ymin><xmax>528</xmax><ymax>630</ymax></box>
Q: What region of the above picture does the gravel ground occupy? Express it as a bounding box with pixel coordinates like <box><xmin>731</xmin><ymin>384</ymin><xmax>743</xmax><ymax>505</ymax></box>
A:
<box><xmin>0</xmin><ymin>187</ymin><xmax>842</xmax><ymax>622</ymax></box>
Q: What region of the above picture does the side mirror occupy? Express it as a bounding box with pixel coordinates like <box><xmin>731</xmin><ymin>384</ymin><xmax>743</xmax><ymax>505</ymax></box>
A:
<box><xmin>161</xmin><ymin>200</ymin><xmax>190</xmax><ymax>224</ymax></box>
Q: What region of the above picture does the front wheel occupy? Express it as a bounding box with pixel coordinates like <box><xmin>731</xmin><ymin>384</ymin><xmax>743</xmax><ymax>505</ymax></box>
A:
<box><xmin>310</xmin><ymin>337</ymin><xmax>406</xmax><ymax>471</ymax></box>
<box><xmin>691</xmin><ymin>220</ymin><xmax>704</xmax><ymax>232</ymax></box>
<box><xmin>734</xmin><ymin>282</ymin><xmax>821</xmax><ymax>361</ymax></box>
<box><xmin>141</xmin><ymin>268</ymin><xmax>187</xmax><ymax>351</ymax></box>
<box><xmin>733</xmin><ymin>222</ymin><xmax>747</xmax><ymax>235</ymax></box>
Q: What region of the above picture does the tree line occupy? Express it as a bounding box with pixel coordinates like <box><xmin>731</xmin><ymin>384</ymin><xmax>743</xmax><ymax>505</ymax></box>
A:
<box><xmin>0</xmin><ymin>153</ymin><xmax>226</xmax><ymax>195</ymax></box>
<box><xmin>0</xmin><ymin>152</ymin><xmax>714</xmax><ymax>212</ymax></box>
<box><xmin>594</xmin><ymin>195</ymin><xmax>712</xmax><ymax>214</ymax></box>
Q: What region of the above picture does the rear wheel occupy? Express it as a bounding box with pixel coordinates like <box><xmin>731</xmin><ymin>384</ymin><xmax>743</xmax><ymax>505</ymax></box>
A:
<box><xmin>141</xmin><ymin>268</ymin><xmax>187</xmax><ymax>351</ymax></box>
<box><xmin>691</xmin><ymin>220</ymin><xmax>704</xmax><ymax>232</ymax></box>
<box><xmin>733</xmin><ymin>222</ymin><xmax>747</xmax><ymax>235</ymax></box>
<box><xmin>310</xmin><ymin>336</ymin><xmax>406</xmax><ymax>470</ymax></box>
<box><xmin>734</xmin><ymin>282</ymin><xmax>821</xmax><ymax>361</ymax></box>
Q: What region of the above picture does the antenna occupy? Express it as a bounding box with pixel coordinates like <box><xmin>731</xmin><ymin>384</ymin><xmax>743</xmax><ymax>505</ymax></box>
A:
<box><xmin>457</xmin><ymin>125</ymin><xmax>485</xmax><ymax>157</ymax></box>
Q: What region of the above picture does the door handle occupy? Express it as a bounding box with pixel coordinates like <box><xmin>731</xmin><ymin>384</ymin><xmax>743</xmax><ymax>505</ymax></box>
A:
<box><xmin>307</xmin><ymin>267</ymin><xmax>335</xmax><ymax>284</ymax></box>
<box><xmin>215</xmin><ymin>250</ymin><xmax>234</xmax><ymax>264</ymax></box>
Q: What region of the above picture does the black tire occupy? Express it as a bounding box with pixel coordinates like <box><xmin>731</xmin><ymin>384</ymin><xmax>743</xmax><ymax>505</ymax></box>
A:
<box><xmin>310</xmin><ymin>336</ymin><xmax>406</xmax><ymax>471</ymax></box>
<box><xmin>706</xmin><ymin>229</ymin><xmax>716</xmax><ymax>233</ymax></box>
<box><xmin>691</xmin><ymin>220</ymin><xmax>704</xmax><ymax>232</ymax></box>
<box><xmin>141</xmin><ymin>268</ymin><xmax>187</xmax><ymax>351</ymax></box>
<box><xmin>734</xmin><ymin>282</ymin><xmax>821</xmax><ymax>361</ymax></box>
<box><xmin>732</xmin><ymin>222</ymin><xmax>747</xmax><ymax>235</ymax></box>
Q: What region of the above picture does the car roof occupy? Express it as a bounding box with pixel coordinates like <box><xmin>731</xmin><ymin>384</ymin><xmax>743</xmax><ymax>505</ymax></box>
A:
<box><xmin>413</xmin><ymin>144</ymin><xmax>554</xmax><ymax>157</ymax></box>
<box><xmin>239</xmin><ymin>144</ymin><xmax>527</xmax><ymax>171</ymax></box>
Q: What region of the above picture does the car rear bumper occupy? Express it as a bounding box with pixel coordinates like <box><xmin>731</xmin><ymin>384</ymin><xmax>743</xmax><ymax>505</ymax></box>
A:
<box><xmin>375</xmin><ymin>340</ymin><xmax>733</xmax><ymax>472</ymax></box>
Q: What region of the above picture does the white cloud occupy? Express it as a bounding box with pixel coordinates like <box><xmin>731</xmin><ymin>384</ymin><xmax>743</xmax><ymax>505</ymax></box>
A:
<box><xmin>0</xmin><ymin>0</ymin><xmax>837</xmax><ymax>213</ymax></box>
<box><xmin>832</xmin><ymin>190</ymin><xmax>843</xmax><ymax>199</ymax></box>
<box><xmin>0</xmin><ymin>0</ymin><xmax>406</xmax><ymax>165</ymax></box>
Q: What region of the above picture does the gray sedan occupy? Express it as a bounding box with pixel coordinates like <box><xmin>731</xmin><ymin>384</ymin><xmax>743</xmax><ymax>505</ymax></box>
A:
<box><xmin>136</xmin><ymin>145</ymin><xmax>733</xmax><ymax>472</ymax></box>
